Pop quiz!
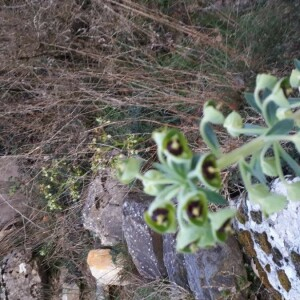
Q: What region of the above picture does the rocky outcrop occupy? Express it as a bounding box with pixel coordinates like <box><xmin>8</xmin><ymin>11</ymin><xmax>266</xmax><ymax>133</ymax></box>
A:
<box><xmin>123</xmin><ymin>194</ymin><xmax>167</xmax><ymax>280</ymax></box>
<box><xmin>82</xmin><ymin>170</ymin><xmax>126</xmax><ymax>246</ymax></box>
<box><xmin>162</xmin><ymin>234</ymin><xmax>190</xmax><ymax>290</ymax></box>
<box><xmin>234</xmin><ymin>178</ymin><xmax>300</xmax><ymax>300</ymax></box>
<box><xmin>122</xmin><ymin>194</ymin><xmax>248</xmax><ymax>299</ymax></box>
<box><xmin>0</xmin><ymin>249</ymin><xmax>42</xmax><ymax>300</ymax></box>
<box><xmin>0</xmin><ymin>157</ymin><xmax>29</xmax><ymax>229</ymax></box>
<box><xmin>184</xmin><ymin>236</ymin><xmax>248</xmax><ymax>300</ymax></box>
<box><xmin>83</xmin><ymin>170</ymin><xmax>249</xmax><ymax>299</ymax></box>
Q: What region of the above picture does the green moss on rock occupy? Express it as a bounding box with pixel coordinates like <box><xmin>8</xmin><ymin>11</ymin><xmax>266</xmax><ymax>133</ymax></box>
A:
<box><xmin>253</xmin><ymin>232</ymin><xmax>272</xmax><ymax>255</ymax></box>
<box><xmin>237</xmin><ymin>230</ymin><xmax>256</xmax><ymax>257</ymax></box>
<box><xmin>291</xmin><ymin>251</ymin><xmax>300</xmax><ymax>277</ymax></box>
<box><xmin>250</xmin><ymin>210</ymin><xmax>262</xmax><ymax>224</ymax></box>
<box><xmin>236</xmin><ymin>199</ymin><xmax>249</xmax><ymax>225</ymax></box>
<box><xmin>277</xmin><ymin>269</ymin><xmax>291</xmax><ymax>292</ymax></box>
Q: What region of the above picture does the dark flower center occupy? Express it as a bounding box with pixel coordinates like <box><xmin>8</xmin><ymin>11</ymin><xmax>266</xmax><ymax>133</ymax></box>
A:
<box><xmin>152</xmin><ymin>208</ymin><xmax>168</xmax><ymax>225</ymax></box>
<box><xmin>202</xmin><ymin>160</ymin><xmax>216</xmax><ymax>180</ymax></box>
<box><xmin>167</xmin><ymin>138</ymin><xmax>183</xmax><ymax>156</ymax></box>
<box><xmin>187</xmin><ymin>201</ymin><xmax>203</xmax><ymax>218</ymax></box>
<box><xmin>217</xmin><ymin>219</ymin><xmax>232</xmax><ymax>236</ymax></box>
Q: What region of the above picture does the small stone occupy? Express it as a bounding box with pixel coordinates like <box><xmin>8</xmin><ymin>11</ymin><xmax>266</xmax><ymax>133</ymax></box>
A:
<box><xmin>87</xmin><ymin>249</ymin><xmax>123</xmax><ymax>285</ymax></box>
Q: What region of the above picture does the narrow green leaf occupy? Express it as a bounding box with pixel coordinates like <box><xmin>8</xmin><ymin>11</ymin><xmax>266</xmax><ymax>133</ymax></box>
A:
<box><xmin>260</xmin><ymin>156</ymin><xmax>278</xmax><ymax>177</ymax></box>
<box><xmin>278</xmin><ymin>145</ymin><xmax>300</xmax><ymax>176</ymax></box>
<box><xmin>286</xmin><ymin>181</ymin><xmax>300</xmax><ymax>201</ymax></box>
<box><xmin>200</xmin><ymin>122</ymin><xmax>220</xmax><ymax>154</ymax></box>
<box><xmin>266</xmin><ymin>119</ymin><xmax>294</xmax><ymax>136</ymax></box>
<box><xmin>265</xmin><ymin>101</ymin><xmax>279</xmax><ymax>126</ymax></box>
<box><xmin>251</xmin><ymin>156</ymin><xmax>267</xmax><ymax>184</ymax></box>
<box><xmin>244</xmin><ymin>92</ymin><xmax>261</xmax><ymax>113</ymax></box>
<box><xmin>260</xmin><ymin>88</ymin><xmax>272</xmax><ymax>102</ymax></box>
<box><xmin>202</xmin><ymin>189</ymin><xmax>227</xmax><ymax>205</ymax></box>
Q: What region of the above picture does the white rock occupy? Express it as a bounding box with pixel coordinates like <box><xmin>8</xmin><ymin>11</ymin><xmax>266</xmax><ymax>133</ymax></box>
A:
<box><xmin>234</xmin><ymin>178</ymin><xmax>300</xmax><ymax>300</ymax></box>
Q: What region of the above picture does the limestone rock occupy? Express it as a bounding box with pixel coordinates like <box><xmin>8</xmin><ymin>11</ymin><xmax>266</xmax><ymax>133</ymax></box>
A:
<box><xmin>184</xmin><ymin>236</ymin><xmax>248</xmax><ymax>300</ymax></box>
<box><xmin>87</xmin><ymin>249</ymin><xmax>123</xmax><ymax>286</ymax></box>
<box><xmin>122</xmin><ymin>194</ymin><xmax>167</xmax><ymax>280</ymax></box>
<box><xmin>162</xmin><ymin>234</ymin><xmax>190</xmax><ymax>290</ymax></box>
<box><xmin>0</xmin><ymin>157</ymin><xmax>29</xmax><ymax>229</ymax></box>
<box><xmin>83</xmin><ymin>170</ymin><xmax>126</xmax><ymax>246</ymax></box>
<box><xmin>234</xmin><ymin>178</ymin><xmax>300</xmax><ymax>300</ymax></box>
<box><xmin>0</xmin><ymin>249</ymin><xmax>42</xmax><ymax>300</ymax></box>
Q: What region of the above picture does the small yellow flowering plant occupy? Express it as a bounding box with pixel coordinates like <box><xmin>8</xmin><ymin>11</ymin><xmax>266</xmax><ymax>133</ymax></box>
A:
<box><xmin>117</xmin><ymin>60</ymin><xmax>300</xmax><ymax>253</ymax></box>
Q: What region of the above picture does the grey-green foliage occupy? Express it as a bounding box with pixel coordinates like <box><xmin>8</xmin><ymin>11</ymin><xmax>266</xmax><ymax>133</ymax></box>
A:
<box><xmin>117</xmin><ymin>59</ymin><xmax>300</xmax><ymax>253</ymax></box>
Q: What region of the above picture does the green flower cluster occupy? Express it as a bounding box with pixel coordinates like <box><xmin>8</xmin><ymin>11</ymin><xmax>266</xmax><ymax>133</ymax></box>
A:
<box><xmin>117</xmin><ymin>59</ymin><xmax>300</xmax><ymax>252</ymax></box>
<box><xmin>117</xmin><ymin>129</ymin><xmax>235</xmax><ymax>253</ymax></box>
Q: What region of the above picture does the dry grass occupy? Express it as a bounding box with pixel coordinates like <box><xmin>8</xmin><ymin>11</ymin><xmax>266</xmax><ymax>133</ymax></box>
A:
<box><xmin>0</xmin><ymin>0</ymin><xmax>299</xmax><ymax>298</ymax></box>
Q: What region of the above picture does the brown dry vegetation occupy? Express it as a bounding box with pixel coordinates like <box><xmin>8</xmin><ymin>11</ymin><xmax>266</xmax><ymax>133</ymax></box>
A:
<box><xmin>0</xmin><ymin>0</ymin><xmax>299</xmax><ymax>298</ymax></box>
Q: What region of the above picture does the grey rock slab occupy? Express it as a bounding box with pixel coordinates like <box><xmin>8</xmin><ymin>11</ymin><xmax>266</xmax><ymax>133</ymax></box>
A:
<box><xmin>0</xmin><ymin>157</ymin><xmax>29</xmax><ymax>229</ymax></box>
<box><xmin>184</xmin><ymin>236</ymin><xmax>247</xmax><ymax>300</ymax></box>
<box><xmin>162</xmin><ymin>233</ymin><xmax>190</xmax><ymax>290</ymax></box>
<box><xmin>123</xmin><ymin>194</ymin><xmax>167</xmax><ymax>280</ymax></box>
<box><xmin>0</xmin><ymin>249</ymin><xmax>42</xmax><ymax>300</ymax></box>
<box><xmin>83</xmin><ymin>170</ymin><xmax>127</xmax><ymax>246</ymax></box>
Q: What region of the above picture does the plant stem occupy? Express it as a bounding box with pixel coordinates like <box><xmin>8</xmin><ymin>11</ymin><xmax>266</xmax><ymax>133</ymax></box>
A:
<box><xmin>217</xmin><ymin>136</ymin><xmax>265</xmax><ymax>170</ymax></box>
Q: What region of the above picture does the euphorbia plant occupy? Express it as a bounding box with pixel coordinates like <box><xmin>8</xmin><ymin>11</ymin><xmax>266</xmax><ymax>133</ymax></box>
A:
<box><xmin>117</xmin><ymin>60</ymin><xmax>300</xmax><ymax>253</ymax></box>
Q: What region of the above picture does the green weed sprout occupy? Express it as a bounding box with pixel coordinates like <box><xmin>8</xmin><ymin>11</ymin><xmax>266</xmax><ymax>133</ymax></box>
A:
<box><xmin>117</xmin><ymin>60</ymin><xmax>300</xmax><ymax>253</ymax></box>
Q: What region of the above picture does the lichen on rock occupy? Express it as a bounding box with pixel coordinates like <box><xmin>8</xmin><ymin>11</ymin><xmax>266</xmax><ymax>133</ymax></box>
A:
<box><xmin>234</xmin><ymin>178</ymin><xmax>300</xmax><ymax>299</ymax></box>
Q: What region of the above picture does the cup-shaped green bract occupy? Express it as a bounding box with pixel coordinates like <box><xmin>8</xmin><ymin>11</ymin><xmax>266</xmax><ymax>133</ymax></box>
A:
<box><xmin>209</xmin><ymin>208</ymin><xmax>236</xmax><ymax>242</ymax></box>
<box><xmin>223</xmin><ymin>111</ymin><xmax>243</xmax><ymax>137</ymax></box>
<box><xmin>153</xmin><ymin>129</ymin><xmax>192</xmax><ymax>163</ymax></box>
<box><xmin>265</xmin><ymin>78</ymin><xmax>290</xmax><ymax>108</ymax></box>
<box><xmin>290</xmin><ymin>68</ymin><xmax>300</xmax><ymax>88</ymax></box>
<box><xmin>248</xmin><ymin>184</ymin><xmax>287</xmax><ymax>216</ymax></box>
<box><xmin>193</xmin><ymin>153</ymin><xmax>222</xmax><ymax>190</ymax></box>
<box><xmin>142</xmin><ymin>170</ymin><xmax>165</xmax><ymax>196</ymax></box>
<box><xmin>285</xmin><ymin>181</ymin><xmax>300</xmax><ymax>201</ymax></box>
<box><xmin>176</xmin><ymin>225</ymin><xmax>202</xmax><ymax>253</ymax></box>
<box><xmin>276</xmin><ymin>107</ymin><xmax>293</xmax><ymax>120</ymax></box>
<box><xmin>144</xmin><ymin>203</ymin><xmax>177</xmax><ymax>234</ymax></box>
<box><xmin>260</xmin><ymin>156</ymin><xmax>278</xmax><ymax>177</ymax></box>
<box><xmin>254</xmin><ymin>74</ymin><xmax>277</xmax><ymax>104</ymax></box>
<box><xmin>182</xmin><ymin>191</ymin><xmax>208</xmax><ymax>226</ymax></box>
<box><xmin>203</xmin><ymin>101</ymin><xmax>225</xmax><ymax>125</ymax></box>
<box><xmin>116</xmin><ymin>157</ymin><xmax>142</xmax><ymax>184</ymax></box>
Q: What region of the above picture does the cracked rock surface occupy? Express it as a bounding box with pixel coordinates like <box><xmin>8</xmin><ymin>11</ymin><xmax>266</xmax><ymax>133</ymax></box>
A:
<box><xmin>235</xmin><ymin>178</ymin><xmax>300</xmax><ymax>300</ymax></box>
<box><xmin>0</xmin><ymin>249</ymin><xmax>42</xmax><ymax>300</ymax></box>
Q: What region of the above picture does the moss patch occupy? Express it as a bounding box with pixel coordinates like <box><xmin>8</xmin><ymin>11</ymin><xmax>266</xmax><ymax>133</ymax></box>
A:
<box><xmin>250</xmin><ymin>210</ymin><xmax>262</xmax><ymax>224</ymax></box>
<box><xmin>291</xmin><ymin>251</ymin><xmax>300</xmax><ymax>277</ymax></box>
<box><xmin>265</xmin><ymin>264</ymin><xmax>271</xmax><ymax>273</ymax></box>
<box><xmin>237</xmin><ymin>230</ymin><xmax>256</xmax><ymax>257</ymax></box>
<box><xmin>272</xmin><ymin>247</ymin><xmax>283</xmax><ymax>267</ymax></box>
<box><xmin>236</xmin><ymin>198</ymin><xmax>249</xmax><ymax>225</ymax></box>
<box><xmin>253</xmin><ymin>258</ymin><xmax>282</xmax><ymax>300</ymax></box>
<box><xmin>277</xmin><ymin>269</ymin><xmax>291</xmax><ymax>292</ymax></box>
<box><xmin>253</xmin><ymin>232</ymin><xmax>272</xmax><ymax>255</ymax></box>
